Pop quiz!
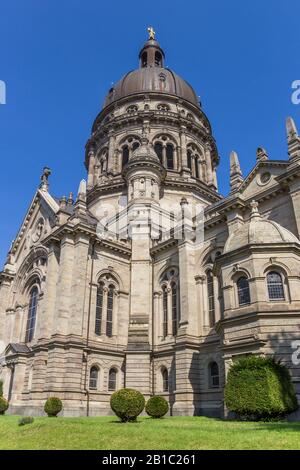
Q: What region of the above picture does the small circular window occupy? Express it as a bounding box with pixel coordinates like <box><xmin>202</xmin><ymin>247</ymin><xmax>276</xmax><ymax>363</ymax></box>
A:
<box><xmin>259</xmin><ymin>172</ymin><xmax>271</xmax><ymax>185</ymax></box>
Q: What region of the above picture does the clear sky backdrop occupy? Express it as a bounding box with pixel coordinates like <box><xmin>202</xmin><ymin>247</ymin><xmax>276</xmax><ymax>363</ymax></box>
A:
<box><xmin>0</xmin><ymin>0</ymin><xmax>299</xmax><ymax>267</ymax></box>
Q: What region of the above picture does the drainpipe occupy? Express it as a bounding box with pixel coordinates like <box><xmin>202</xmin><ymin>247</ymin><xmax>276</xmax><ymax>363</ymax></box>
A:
<box><xmin>151</xmin><ymin>253</ymin><xmax>155</xmax><ymax>396</ymax></box>
<box><xmin>84</xmin><ymin>240</ymin><xmax>96</xmax><ymax>417</ymax></box>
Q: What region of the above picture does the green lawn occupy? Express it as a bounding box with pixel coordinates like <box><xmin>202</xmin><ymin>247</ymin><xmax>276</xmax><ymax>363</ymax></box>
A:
<box><xmin>0</xmin><ymin>415</ymin><xmax>299</xmax><ymax>450</ymax></box>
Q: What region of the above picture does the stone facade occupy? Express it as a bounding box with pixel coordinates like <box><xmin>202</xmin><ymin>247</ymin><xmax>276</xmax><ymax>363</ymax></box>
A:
<box><xmin>1</xmin><ymin>33</ymin><xmax>300</xmax><ymax>418</ymax></box>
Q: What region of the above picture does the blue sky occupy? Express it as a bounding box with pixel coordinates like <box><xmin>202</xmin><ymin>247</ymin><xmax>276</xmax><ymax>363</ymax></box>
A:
<box><xmin>0</xmin><ymin>0</ymin><xmax>299</xmax><ymax>267</ymax></box>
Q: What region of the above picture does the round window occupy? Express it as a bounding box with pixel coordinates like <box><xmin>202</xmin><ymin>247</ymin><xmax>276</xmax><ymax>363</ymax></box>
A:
<box><xmin>259</xmin><ymin>172</ymin><xmax>271</xmax><ymax>185</ymax></box>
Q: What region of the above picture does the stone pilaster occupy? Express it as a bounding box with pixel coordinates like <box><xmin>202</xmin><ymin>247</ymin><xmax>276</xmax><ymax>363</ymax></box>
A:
<box><xmin>53</xmin><ymin>234</ymin><xmax>74</xmax><ymax>336</ymax></box>
<box><xmin>69</xmin><ymin>233</ymin><xmax>90</xmax><ymax>336</ymax></box>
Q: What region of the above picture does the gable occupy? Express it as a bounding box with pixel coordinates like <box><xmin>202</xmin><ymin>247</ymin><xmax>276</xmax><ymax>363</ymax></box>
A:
<box><xmin>8</xmin><ymin>189</ymin><xmax>59</xmax><ymax>270</ymax></box>
<box><xmin>238</xmin><ymin>161</ymin><xmax>288</xmax><ymax>199</ymax></box>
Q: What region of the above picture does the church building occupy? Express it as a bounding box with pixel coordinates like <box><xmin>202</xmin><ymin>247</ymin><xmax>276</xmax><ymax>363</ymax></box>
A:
<box><xmin>1</xmin><ymin>29</ymin><xmax>300</xmax><ymax>417</ymax></box>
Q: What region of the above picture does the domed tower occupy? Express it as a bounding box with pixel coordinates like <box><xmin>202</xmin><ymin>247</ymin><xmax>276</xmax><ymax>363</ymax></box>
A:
<box><xmin>85</xmin><ymin>28</ymin><xmax>221</xmax><ymax>218</ymax></box>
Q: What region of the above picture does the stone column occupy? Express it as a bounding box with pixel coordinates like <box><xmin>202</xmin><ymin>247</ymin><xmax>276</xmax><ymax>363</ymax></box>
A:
<box><xmin>179</xmin><ymin>125</ymin><xmax>189</xmax><ymax>176</ymax></box>
<box><xmin>87</xmin><ymin>150</ymin><xmax>95</xmax><ymax>190</ymax></box>
<box><xmin>107</xmin><ymin>132</ymin><xmax>116</xmax><ymax>174</ymax></box>
<box><xmin>191</xmin><ymin>156</ymin><xmax>196</xmax><ymax>178</ymax></box>
<box><xmin>205</xmin><ymin>144</ymin><xmax>213</xmax><ymax>186</ymax></box>
<box><xmin>101</xmin><ymin>288</ymin><xmax>108</xmax><ymax>336</ymax></box>
<box><xmin>153</xmin><ymin>291</ymin><xmax>161</xmax><ymax>343</ymax></box>
<box><xmin>167</xmin><ymin>287</ymin><xmax>173</xmax><ymax>338</ymax></box>
<box><xmin>0</xmin><ymin>275</ymin><xmax>13</xmax><ymax>349</ymax></box>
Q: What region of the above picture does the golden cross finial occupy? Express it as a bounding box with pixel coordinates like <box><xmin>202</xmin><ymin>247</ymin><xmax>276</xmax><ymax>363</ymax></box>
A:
<box><xmin>147</xmin><ymin>26</ymin><xmax>155</xmax><ymax>40</ymax></box>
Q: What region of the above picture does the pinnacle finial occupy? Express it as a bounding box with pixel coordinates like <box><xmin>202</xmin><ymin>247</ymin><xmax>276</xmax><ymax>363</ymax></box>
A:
<box><xmin>286</xmin><ymin>117</ymin><xmax>298</xmax><ymax>140</ymax></box>
<box><xmin>256</xmin><ymin>147</ymin><xmax>269</xmax><ymax>161</ymax></box>
<box><xmin>77</xmin><ymin>179</ymin><xmax>86</xmax><ymax>200</ymax></box>
<box><xmin>286</xmin><ymin>117</ymin><xmax>300</xmax><ymax>162</ymax></box>
<box><xmin>40</xmin><ymin>166</ymin><xmax>51</xmax><ymax>191</ymax></box>
<box><xmin>229</xmin><ymin>151</ymin><xmax>243</xmax><ymax>192</ymax></box>
<box><xmin>250</xmin><ymin>200</ymin><xmax>260</xmax><ymax>217</ymax></box>
<box><xmin>147</xmin><ymin>26</ymin><xmax>155</xmax><ymax>40</ymax></box>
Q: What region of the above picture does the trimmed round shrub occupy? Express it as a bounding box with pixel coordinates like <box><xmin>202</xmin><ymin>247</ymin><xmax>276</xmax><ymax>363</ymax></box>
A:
<box><xmin>18</xmin><ymin>416</ymin><xmax>34</xmax><ymax>426</ymax></box>
<box><xmin>110</xmin><ymin>388</ymin><xmax>145</xmax><ymax>422</ymax></box>
<box><xmin>145</xmin><ymin>396</ymin><xmax>169</xmax><ymax>419</ymax></box>
<box><xmin>0</xmin><ymin>397</ymin><xmax>9</xmax><ymax>415</ymax></box>
<box><xmin>0</xmin><ymin>380</ymin><xmax>3</xmax><ymax>397</ymax></box>
<box><xmin>44</xmin><ymin>397</ymin><xmax>63</xmax><ymax>417</ymax></box>
<box><xmin>225</xmin><ymin>355</ymin><xmax>298</xmax><ymax>421</ymax></box>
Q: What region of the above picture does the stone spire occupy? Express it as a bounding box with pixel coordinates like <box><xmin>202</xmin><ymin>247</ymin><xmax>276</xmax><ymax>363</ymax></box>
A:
<box><xmin>230</xmin><ymin>151</ymin><xmax>243</xmax><ymax>192</ymax></box>
<box><xmin>256</xmin><ymin>147</ymin><xmax>269</xmax><ymax>162</ymax></box>
<box><xmin>286</xmin><ymin>117</ymin><xmax>300</xmax><ymax>162</ymax></box>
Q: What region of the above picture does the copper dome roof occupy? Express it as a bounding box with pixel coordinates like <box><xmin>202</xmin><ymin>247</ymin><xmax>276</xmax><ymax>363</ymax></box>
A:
<box><xmin>103</xmin><ymin>38</ymin><xmax>200</xmax><ymax>109</ymax></box>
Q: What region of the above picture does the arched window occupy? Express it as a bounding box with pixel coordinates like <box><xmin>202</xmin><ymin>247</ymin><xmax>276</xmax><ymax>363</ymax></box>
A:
<box><xmin>237</xmin><ymin>276</ymin><xmax>250</xmax><ymax>306</ymax></box>
<box><xmin>155</xmin><ymin>51</ymin><xmax>162</xmax><ymax>66</ymax></box>
<box><xmin>154</xmin><ymin>142</ymin><xmax>163</xmax><ymax>163</ymax></box>
<box><xmin>25</xmin><ymin>286</ymin><xmax>38</xmax><ymax>343</ymax></box>
<box><xmin>195</xmin><ymin>157</ymin><xmax>199</xmax><ymax>179</ymax></box>
<box><xmin>160</xmin><ymin>268</ymin><xmax>179</xmax><ymax>339</ymax></box>
<box><xmin>89</xmin><ymin>366</ymin><xmax>99</xmax><ymax>390</ymax></box>
<box><xmin>187</xmin><ymin>150</ymin><xmax>192</xmax><ymax>170</ymax></box>
<box><xmin>171</xmin><ymin>282</ymin><xmax>178</xmax><ymax>336</ymax></box>
<box><xmin>209</xmin><ymin>362</ymin><xmax>219</xmax><ymax>388</ymax></box>
<box><xmin>141</xmin><ymin>51</ymin><xmax>147</xmax><ymax>67</ymax></box>
<box><xmin>166</xmin><ymin>144</ymin><xmax>174</xmax><ymax>169</ymax></box>
<box><xmin>108</xmin><ymin>368</ymin><xmax>117</xmax><ymax>391</ymax></box>
<box><xmin>207</xmin><ymin>270</ymin><xmax>215</xmax><ymax>327</ymax></box>
<box><xmin>106</xmin><ymin>285</ymin><xmax>115</xmax><ymax>337</ymax></box>
<box><xmin>122</xmin><ymin>145</ymin><xmax>129</xmax><ymax>168</ymax></box>
<box><xmin>162</xmin><ymin>368</ymin><xmax>169</xmax><ymax>392</ymax></box>
<box><xmin>95</xmin><ymin>282</ymin><xmax>104</xmax><ymax>336</ymax></box>
<box><xmin>132</xmin><ymin>141</ymin><xmax>140</xmax><ymax>152</ymax></box>
<box><xmin>162</xmin><ymin>286</ymin><xmax>168</xmax><ymax>338</ymax></box>
<box><xmin>267</xmin><ymin>271</ymin><xmax>285</xmax><ymax>300</ymax></box>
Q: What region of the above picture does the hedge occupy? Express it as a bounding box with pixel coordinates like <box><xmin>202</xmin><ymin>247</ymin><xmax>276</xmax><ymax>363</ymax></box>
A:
<box><xmin>225</xmin><ymin>355</ymin><xmax>298</xmax><ymax>420</ymax></box>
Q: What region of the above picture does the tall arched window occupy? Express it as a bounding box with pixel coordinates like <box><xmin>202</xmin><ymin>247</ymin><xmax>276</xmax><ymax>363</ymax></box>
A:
<box><xmin>166</xmin><ymin>144</ymin><xmax>174</xmax><ymax>169</ymax></box>
<box><xmin>95</xmin><ymin>275</ymin><xmax>118</xmax><ymax>338</ymax></box>
<box><xmin>122</xmin><ymin>145</ymin><xmax>129</xmax><ymax>168</ymax></box>
<box><xmin>195</xmin><ymin>157</ymin><xmax>199</xmax><ymax>179</ymax></box>
<box><xmin>237</xmin><ymin>276</ymin><xmax>250</xmax><ymax>306</ymax></box>
<box><xmin>267</xmin><ymin>271</ymin><xmax>285</xmax><ymax>300</ymax></box>
<box><xmin>141</xmin><ymin>51</ymin><xmax>147</xmax><ymax>67</ymax></box>
<box><xmin>155</xmin><ymin>51</ymin><xmax>162</xmax><ymax>66</ymax></box>
<box><xmin>160</xmin><ymin>268</ymin><xmax>179</xmax><ymax>339</ymax></box>
<box><xmin>89</xmin><ymin>366</ymin><xmax>99</xmax><ymax>390</ymax></box>
<box><xmin>162</xmin><ymin>368</ymin><xmax>169</xmax><ymax>392</ymax></box>
<box><xmin>132</xmin><ymin>141</ymin><xmax>140</xmax><ymax>152</ymax></box>
<box><xmin>25</xmin><ymin>286</ymin><xmax>38</xmax><ymax>343</ymax></box>
<box><xmin>187</xmin><ymin>150</ymin><xmax>192</xmax><ymax>171</ymax></box>
<box><xmin>171</xmin><ymin>282</ymin><xmax>178</xmax><ymax>336</ymax></box>
<box><xmin>162</xmin><ymin>286</ymin><xmax>168</xmax><ymax>338</ymax></box>
<box><xmin>208</xmin><ymin>362</ymin><xmax>219</xmax><ymax>388</ymax></box>
<box><xmin>95</xmin><ymin>282</ymin><xmax>104</xmax><ymax>336</ymax></box>
<box><xmin>108</xmin><ymin>368</ymin><xmax>117</xmax><ymax>391</ymax></box>
<box><xmin>154</xmin><ymin>142</ymin><xmax>163</xmax><ymax>163</ymax></box>
<box><xmin>106</xmin><ymin>285</ymin><xmax>115</xmax><ymax>337</ymax></box>
<box><xmin>207</xmin><ymin>270</ymin><xmax>215</xmax><ymax>327</ymax></box>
